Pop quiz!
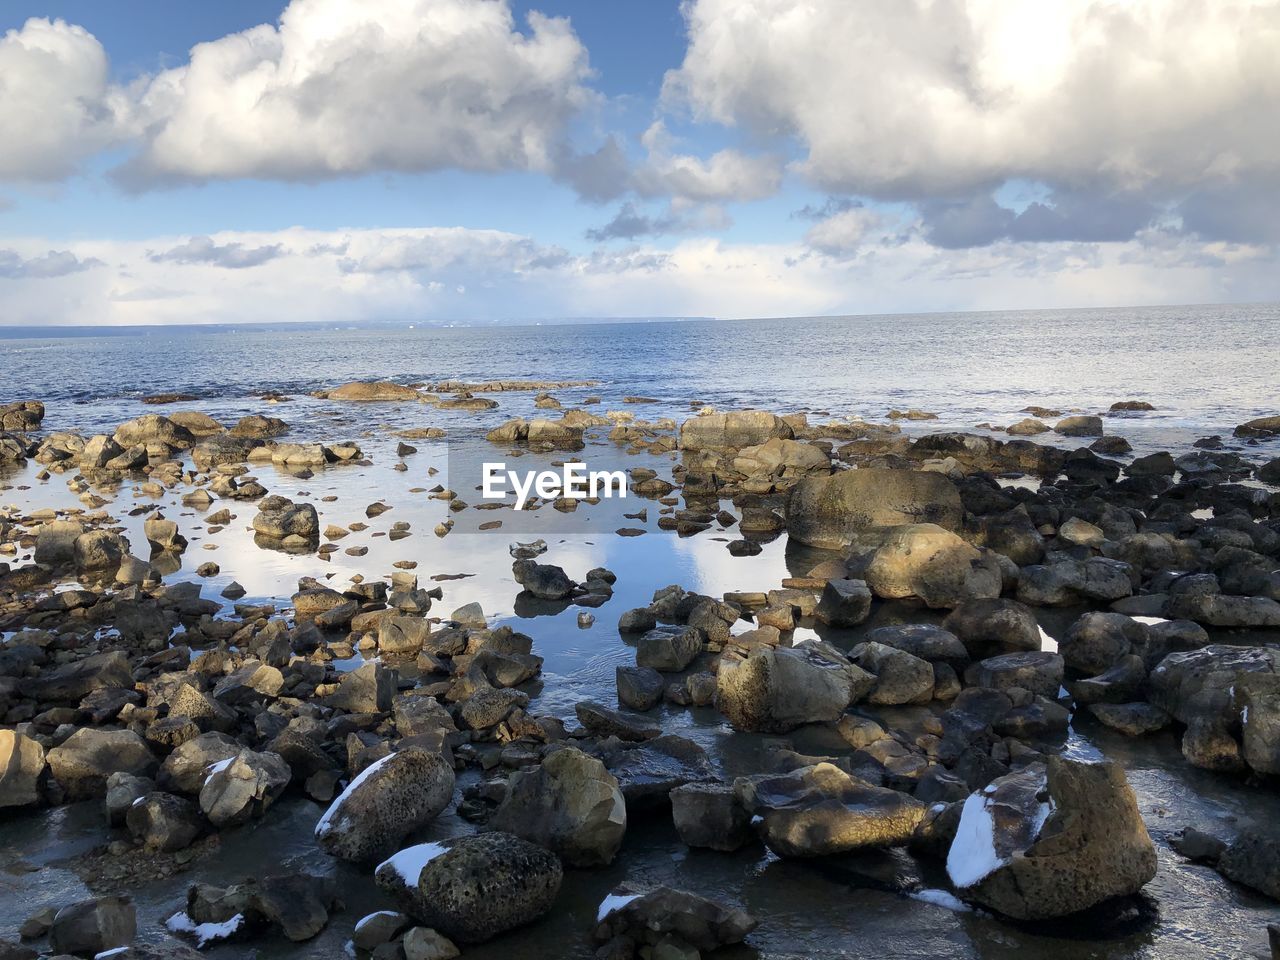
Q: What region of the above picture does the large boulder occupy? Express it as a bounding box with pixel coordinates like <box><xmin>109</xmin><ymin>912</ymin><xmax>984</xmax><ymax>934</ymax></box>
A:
<box><xmin>411</xmin><ymin>833</ymin><xmax>563</xmax><ymax>943</ymax></box>
<box><xmin>49</xmin><ymin>897</ymin><xmax>136</xmax><ymax>956</ymax></box>
<box><xmin>864</xmin><ymin>524</ymin><xmax>1002</xmax><ymax>609</ymax></box>
<box><xmin>253</xmin><ymin>496</ymin><xmax>320</xmax><ymax>542</ymax></box>
<box><xmin>198</xmin><ymin>749</ymin><xmax>292</xmax><ymax>827</ymax></box>
<box><xmin>942</xmin><ymin>599</ymin><xmax>1042</xmax><ymax>656</ymax></box>
<box><xmin>329</xmin><ymin>381</ymin><xmax>421</xmax><ymax>401</ymax></box>
<box><xmin>947</xmin><ymin>758</ymin><xmax>1156</xmax><ymax>919</ymax></box>
<box><xmin>47</xmin><ymin>729</ymin><xmax>157</xmax><ymax>799</ymax></box>
<box><xmin>715</xmin><ymin>641</ymin><xmax>871</xmax><ymax>732</ymax></box>
<box><xmin>114</xmin><ymin>414</ymin><xmax>196</xmax><ymax>448</ymax></box>
<box><xmin>786</xmin><ymin>469</ymin><xmax>964</xmax><ymax>549</ymax></box>
<box><xmin>735</xmin><ymin>763</ymin><xmax>926</xmax><ymax>857</ymax></box>
<box><xmin>0</xmin><ymin>730</ymin><xmax>45</xmax><ymax>808</ymax></box>
<box><xmin>1059</xmin><ymin>612</ymin><xmax>1147</xmax><ymax>675</ymax></box>
<box><xmin>127</xmin><ymin>792</ymin><xmax>204</xmax><ymax>852</ymax></box>
<box><xmin>731</xmin><ymin>438</ymin><xmax>830</xmax><ymax>489</ymax></box>
<box><xmin>315</xmin><ymin>747</ymin><xmax>455</xmax><ymax>863</ymax></box>
<box><xmin>489</xmin><ymin>747</ymin><xmax>626</xmax><ymax>867</ymax></box>
<box><xmin>680</xmin><ymin>410</ymin><xmax>793</xmax><ymax>452</ymax></box>
<box><xmin>0</xmin><ymin>399</ymin><xmax>43</xmax><ymax>432</ymax></box>
<box><xmin>594</xmin><ymin>886</ymin><xmax>757</xmax><ymax>953</ymax></box>
<box><xmin>28</xmin><ymin>650</ymin><xmax>132</xmax><ymax>701</ymax></box>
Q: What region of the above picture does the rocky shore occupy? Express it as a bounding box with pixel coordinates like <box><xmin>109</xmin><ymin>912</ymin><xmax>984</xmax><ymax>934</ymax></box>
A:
<box><xmin>1</xmin><ymin>387</ymin><xmax>1280</xmax><ymax>959</ymax></box>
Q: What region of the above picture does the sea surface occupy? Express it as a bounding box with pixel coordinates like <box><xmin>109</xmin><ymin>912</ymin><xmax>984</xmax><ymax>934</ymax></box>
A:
<box><xmin>2</xmin><ymin>303</ymin><xmax>1280</xmax><ymax>959</ymax></box>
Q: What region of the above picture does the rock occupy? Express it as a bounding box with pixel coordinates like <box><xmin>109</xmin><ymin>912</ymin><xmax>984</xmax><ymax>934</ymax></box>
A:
<box><xmin>1016</xmin><ymin>557</ymin><xmax>1135</xmax><ymax>606</ymax></box>
<box><xmin>1058</xmin><ymin>516</ymin><xmax>1105</xmax><ymax>548</ymax></box>
<box><xmin>0</xmin><ymin>399</ymin><xmax>43</xmax><ymax>432</ymax></box>
<box><xmin>1060</xmin><ymin>612</ymin><xmax>1148</xmax><ymax>675</ymax></box>
<box><xmin>198</xmin><ymin>749</ymin><xmax>291</xmax><ymax>827</ymax></box>
<box><xmin>636</xmin><ymin>625</ymin><xmax>702</xmax><ymax>672</ymax></box>
<box><xmin>0</xmin><ymin>730</ymin><xmax>45</xmax><ymax>808</ymax></box>
<box><xmin>679</xmin><ymin>410</ymin><xmax>793</xmax><ymax>451</ymax></box>
<box><xmin>402</xmin><ymin>926</ymin><xmax>460</xmax><ymax>960</ymax></box>
<box><xmin>731</xmin><ymin>438</ymin><xmax>831</xmax><ymax>487</ymax></box>
<box><xmin>1087</xmin><ymin>702</ymin><xmax>1171</xmax><ymax>735</ymax></box>
<box><xmin>413</xmin><ymin>833</ymin><xmax>563</xmax><ymax>943</ymax></box>
<box><xmin>814</xmin><ymin>578</ymin><xmax>873</xmax><ymax>627</ymax></box>
<box><xmin>865</xmin><ymin>524</ymin><xmax>1002</xmax><ymax>608</ymax></box>
<box><xmin>47</xmin><ymin>729</ymin><xmax>156</xmax><ymax>799</ymax></box>
<box><xmin>353</xmin><ymin>912</ymin><xmax>410</xmax><ymax>952</ymax></box>
<box><xmin>855</xmin><ymin>642</ymin><xmax>935</xmax><ymax>705</ymax></box>
<box><xmin>786</xmin><ymin>469</ymin><xmax>964</xmax><ymax>548</ymax></box>
<box><xmin>34</xmin><ymin>519</ymin><xmax>84</xmax><ymax>566</ymax></box>
<box><xmin>511</xmin><ymin>559</ymin><xmax>575</xmax><ymax>600</ymax></box>
<box><xmin>967</xmin><ymin>651</ymin><xmax>1064</xmax><ymax>699</ymax></box>
<box><xmin>1007</xmin><ymin>418</ymin><xmax>1049</xmax><ymax>436</ymax></box>
<box><xmin>49</xmin><ymin>897</ymin><xmax>137</xmax><ymax>957</ymax></box>
<box><xmin>1235</xmin><ymin>415</ymin><xmax>1280</xmax><ymax>438</ymax></box>
<box><xmin>575</xmin><ymin>702</ymin><xmax>661</xmax><ymax>742</ymax></box>
<box><xmin>736</xmin><ymin>763</ymin><xmax>926</xmax><ymax>857</ymax></box>
<box><xmin>863</xmin><ymin>623</ymin><xmax>968</xmax><ymax>665</ymax></box>
<box><xmin>1068</xmin><ymin>655</ymin><xmax>1146</xmax><ymax>705</ymax></box>
<box><xmin>74</xmin><ymin>530</ymin><xmax>130</xmax><ymax>576</ymax></box>
<box><xmin>1236</xmin><ymin>674</ymin><xmax>1280</xmax><ymax>775</ymax></box>
<box><xmin>126</xmin><ymin>792</ymin><xmax>204</xmax><ymax>851</ymax></box>
<box><xmin>329</xmin><ymin>381</ymin><xmax>421</xmax><ymax>401</ymax></box>
<box><xmin>230</xmin><ymin>414</ymin><xmax>288</xmax><ymax>438</ymax></box>
<box><xmin>1149</xmin><ymin>645</ymin><xmax>1279</xmax><ymax>734</ymax></box>
<box><xmin>594</xmin><ymin>886</ymin><xmax>757</xmax><ymax>952</ymax></box>
<box><xmin>616</xmin><ymin>666</ymin><xmax>665</xmax><ymax>712</ymax></box>
<box><xmin>158</xmin><ymin>732</ymin><xmax>242</xmax><ymax>794</ymax></box>
<box><xmin>1165</xmin><ymin>592</ymin><xmax>1280</xmax><ymax>628</ymax></box>
<box><xmin>715</xmin><ymin>641</ymin><xmax>870</xmax><ymax>732</ymax></box>
<box><xmin>489</xmin><ymin>747</ymin><xmax>626</xmax><ymax>866</ymax></box>
<box><xmin>324</xmin><ymin>661</ymin><xmax>395</xmax><ymax>713</ymax></box>
<box><xmin>144</xmin><ymin>516</ymin><xmax>187</xmax><ymax>553</ymax></box>
<box><xmin>316</xmin><ymin>747</ymin><xmax>456</xmax><ymax>863</ymax></box>
<box><xmin>252</xmin><ymin>496</ymin><xmax>319</xmax><ymax>541</ymax></box>
<box><xmin>115</xmin><ymin>414</ymin><xmax>195</xmax><ymax>448</ymax></box>
<box><xmin>670</xmin><ymin>782</ymin><xmax>752</xmax><ymax>851</ymax></box>
<box><xmin>1054</xmin><ymin>415</ymin><xmax>1104</xmax><ymax>437</ymax></box>
<box><xmin>602</xmin><ymin>736</ymin><xmax>715</xmax><ymax>808</ymax></box>
<box><xmin>942</xmin><ymin>598</ymin><xmax>1042</xmax><ymax>654</ymax></box>
<box><xmin>618</xmin><ymin>607</ymin><xmax>658</xmax><ymax>634</ymax></box>
<box><xmin>1218</xmin><ymin>832</ymin><xmax>1280</xmax><ymax>899</ymax></box>
<box><xmin>947</xmin><ymin>758</ymin><xmax>1156</xmax><ymax>919</ymax></box>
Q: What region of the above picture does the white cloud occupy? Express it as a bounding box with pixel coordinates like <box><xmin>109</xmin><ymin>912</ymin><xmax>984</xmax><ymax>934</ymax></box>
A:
<box><xmin>665</xmin><ymin>0</ymin><xmax>1280</xmax><ymax>197</ymax></box>
<box><xmin>632</xmin><ymin>122</ymin><xmax>783</xmax><ymax>202</ymax></box>
<box><xmin>120</xmin><ymin>0</ymin><xmax>592</xmax><ymax>183</ymax></box>
<box><xmin>804</xmin><ymin>207</ymin><xmax>885</xmax><ymax>258</ymax></box>
<box><xmin>0</xmin><ymin>18</ymin><xmax>129</xmax><ymax>180</ymax></box>
<box><xmin>0</xmin><ymin>224</ymin><xmax>1274</xmax><ymax>326</ymax></box>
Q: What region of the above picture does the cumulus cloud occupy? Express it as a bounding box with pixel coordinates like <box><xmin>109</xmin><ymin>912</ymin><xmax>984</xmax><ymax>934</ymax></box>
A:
<box><xmin>118</xmin><ymin>0</ymin><xmax>592</xmax><ymax>184</ymax></box>
<box><xmin>0</xmin><ymin>18</ymin><xmax>129</xmax><ymax>180</ymax></box>
<box><xmin>149</xmin><ymin>235</ymin><xmax>285</xmax><ymax>269</ymax></box>
<box><xmin>0</xmin><ymin>248</ymin><xmax>103</xmax><ymax>279</ymax></box>
<box><xmin>586</xmin><ymin>200</ymin><xmax>730</xmax><ymax>241</ymax></box>
<box><xmin>804</xmin><ymin>206</ymin><xmax>887</xmax><ymax>257</ymax></box>
<box><xmin>667</xmin><ymin>0</ymin><xmax>1280</xmax><ymax>199</ymax></box>
<box><xmin>631</xmin><ymin>121</ymin><xmax>783</xmax><ymax>203</ymax></box>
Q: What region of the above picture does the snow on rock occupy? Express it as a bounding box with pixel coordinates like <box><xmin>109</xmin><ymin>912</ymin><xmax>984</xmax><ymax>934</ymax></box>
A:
<box><xmin>596</xmin><ymin>892</ymin><xmax>640</xmax><ymax>923</ymax></box>
<box><xmin>166</xmin><ymin>910</ymin><xmax>246</xmax><ymax>947</ymax></box>
<box><xmin>314</xmin><ymin>752</ymin><xmax>395</xmax><ymax>839</ymax></box>
<box><xmin>375</xmin><ymin>841</ymin><xmax>449</xmax><ymax>886</ymax></box>
<box><xmin>909</xmin><ymin>888</ymin><xmax>972</xmax><ymax>912</ymax></box>
<box><xmin>946</xmin><ymin>793</ymin><xmax>1007</xmax><ymax>888</ymax></box>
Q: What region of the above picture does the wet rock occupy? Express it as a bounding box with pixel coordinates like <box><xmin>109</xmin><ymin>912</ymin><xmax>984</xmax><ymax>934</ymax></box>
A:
<box><xmin>942</xmin><ymin>598</ymin><xmax>1043</xmax><ymax>654</ymax></box>
<box><xmin>329</xmin><ymin>381</ymin><xmax>421</xmax><ymax>401</ymax></box>
<box><xmin>1165</xmin><ymin>592</ymin><xmax>1280</xmax><ymax>628</ymax></box>
<box><xmin>252</xmin><ymin>495</ymin><xmax>320</xmax><ymax>541</ymax></box>
<box><xmin>126</xmin><ymin>792</ymin><xmax>204</xmax><ymax>852</ymax></box>
<box><xmin>0</xmin><ymin>399</ymin><xmax>43</xmax><ymax>432</ymax></box>
<box><xmin>412</xmin><ymin>832</ymin><xmax>563</xmax><ymax>943</ymax></box>
<box><xmin>948</xmin><ymin>758</ymin><xmax>1156</xmax><ymax>919</ymax></box>
<box><xmin>736</xmin><ymin>762</ymin><xmax>926</xmax><ymax>857</ymax></box>
<box><xmin>715</xmin><ymin>642</ymin><xmax>871</xmax><ymax>732</ymax></box>
<box><xmin>1218</xmin><ymin>832</ymin><xmax>1280</xmax><ymax>900</ymax></box>
<box><xmin>602</xmin><ymin>736</ymin><xmax>715</xmax><ymax>808</ymax></box>
<box><xmin>618</xmin><ymin>607</ymin><xmax>657</xmax><ymax>634</ymax></box>
<box><xmin>1054</xmin><ymin>415</ymin><xmax>1104</xmax><ymax>437</ymax></box>
<box><xmin>679</xmin><ymin>410</ymin><xmax>793</xmax><ymax>451</ymax></box>
<box><xmin>786</xmin><ymin>469</ymin><xmax>964</xmax><ymax>548</ymax></box>
<box><xmin>199</xmin><ymin>749</ymin><xmax>291</xmax><ymax>827</ymax></box>
<box><xmin>74</xmin><ymin>529</ymin><xmax>130</xmax><ymax>576</ymax></box>
<box><xmin>1068</xmin><ymin>655</ymin><xmax>1147</xmax><ymax>705</ymax></box>
<box><xmin>0</xmin><ymin>730</ymin><xmax>45</xmax><ymax>808</ymax></box>
<box><xmin>865</xmin><ymin>524</ymin><xmax>1002</xmax><ymax>609</ymax></box>
<box><xmin>47</xmin><ymin>729</ymin><xmax>157</xmax><ymax>799</ymax></box>
<box><xmin>1060</xmin><ymin>612</ymin><xmax>1148</xmax><ymax>675</ymax></box>
<box><xmin>34</xmin><ymin>519</ymin><xmax>84</xmax><ymax>566</ymax></box>
<box><xmin>1087</xmin><ymin>702</ymin><xmax>1172</xmax><ymax>735</ymax></box>
<box><xmin>855</xmin><ymin>642</ymin><xmax>935</xmax><ymax>705</ymax></box>
<box><xmin>616</xmin><ymin>666</ymin><xmax>665</xmax><ymax>712</ymax></box>
<box><xmin>1149</xmin><ymin>644</ymin><xmax>1279</xmax><ymax>735</ymax></box>
<box><xmin>670</xmin><ymin>782</ymin><xmax>752</xmax><ymax>851</ymax></box>
<box><xmin>1236</xmin><ymin>674</ymin><xmax>1280</xmax><ymax>775</ymax></box>
<box><xmin>49</xmin><ymin>897</ymin><xmax>137</xmax><ymax>956</ymax></box>
<box><xmin>402</xmin><ymin>926</ymin><xmax>460</xmax><ymax>960</ymax></box>
<box><xmin>636</xmin><ymin>625</ymin><xmax>702</xmax><ymax>672</ymax></box>
<box><xmin>316</xmin><ymin>747</ymin><xmax>456</xmax><ymax>863</ymax></box>
<box><xmin>575</xmin><ymin>702</ymin><xmax>661</xmax><ymax>742</ymax></box>
<box><xmin>353</xmin><ymin>912</ymin><xmax>410</xmax><ymax>952</ymax></box>
<box><xmin>489</xmin><ymin>747</ymin><xmax>626</xmax><ymax>867</ymax></box>
<box><xmin>115</xmin><ymin>414</ymin><xmax>195</xmax><ymax>448</ymax></box>
<box><xmin>511</xmin><ymin>559</ymin><xmax>575</xmax><ymax>600</ymax></box>
<box><xmin>594</xmin><ymin>886</ymin><xmax>757</xmax><ymax>952</ymax></box>
<box><xmin>1234</xmin><ymin>415</ymin><xmax>1280</xmax><ymax>438</ymax></box>
<box><xmin>863</xmin><ymin>623</ymin><xmax>968</xmax><ymax>666</ymax></box>
<box><xmin>967</xmin><ymin>651</ymin><xmax>1064</xmax><ymax>700</ymax></box>
<box><xmin>814</xmin><ymin>578</ymin><xmax>873</xmax><ymax>627</ymax></box>
<box><xmin>1016</xmin><ymin>557</ymin><xmax>1135</xmax><ymax>606</ymax></box>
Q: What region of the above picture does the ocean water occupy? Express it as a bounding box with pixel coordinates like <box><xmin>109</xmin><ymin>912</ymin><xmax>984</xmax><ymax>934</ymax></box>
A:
<box><xmin>3</xmin><ymin>303</ymin><xmax>1280</xmax><ymax>959</ymax></box>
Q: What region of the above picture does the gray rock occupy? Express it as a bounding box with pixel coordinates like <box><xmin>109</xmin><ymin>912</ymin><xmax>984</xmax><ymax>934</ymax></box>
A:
<box><xmin>715</xmin><ymin>641</ymin><xmax>870</xmax><ymax>732</ymax></box>
<box><xmin>575</xmin><ymin>702</ymin><xmax>661</xmax><ymax>742</ymax></box>
<box><xmin>670</xmin><ymin>782</ymin><xmax>752</xmax><ymax>851</ymax></box>
<box><xmin>198</xmin><ymin>749</ymin><xmax>291</xmax><ymax>827</ymax></box>
<box><xmin>864</xmin><ymin>524</ymin><xmax>1002</xmax><ymax>609</ymax></box>
<box><xmin>967</xmin><ymin>651</ymin><xmax>1064</xmax><ymax>700</ymax></box>
<box><xmin>855</xmin><ymin>642</ymin><xmax>935</xmax><ymax>705</ymax></box>
<box><xmin>636</xmin><ymin>625</ymin><xmax>702</xmax><ymax>672</ymax></box>
<box><xmin>616</xmin><ymin>666</ymin><xmax>665</xmax><ymax>712</ymax></box>
<box><xmin>814</xmin><ymin>578</ymin><xmax>873</xmax><ymax>627</ymax></box>
<box><xmin>49</xmin><ymin>897</ymin><xmax>136</xmax><ymax>957</ymax></box>
<box><xmin>126</xmin><ymin>792</ymin><xmax>204</xmax><ymax>852</ymax></box>
<box><xmin>593</xmin><ymin>886</ymin><xmax>756</xmax><ymax>952</ymax></box>
<box><xmin>942</xmin><ymin>598</ymin><xmax>1042</xmax><ymax>654</ymax></box>
<box><xmin>47</xmin><ymin>729</ymin><xmax>157</xmax><ymax>799</ymax></box>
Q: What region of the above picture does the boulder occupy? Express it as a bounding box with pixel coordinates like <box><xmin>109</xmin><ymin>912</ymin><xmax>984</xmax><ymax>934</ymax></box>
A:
<box><xmin>126</xmin><ymin>792</ymin><xmax>204</xmax><ymax>852</ymax></box>
<box><xmin>0</xmin><ymin>730</ymin><xmax>45</xmax><ymax>808</ymax></box>
<box><xmin>47</xmin><ymin>729</ymin><xmax>156</xmax><ymax>799</ymax></box>
<box><xmin>315</xmin><ymin>747</ymin><xmax>456</xmax><ymax>863</ymax></box>
<box><xmin>786</xmin><ymin>469</ymin><xmax>964</xmax><ymax>549</ymax></box>
<box><xmin>158</xmin><ymin>732</ymin><xmax>242</xmax><ymax>795</ymax></box>
<box><xmin>511</xmin><ymin>560</ymin><xmax>575</xmax><ymax>600</ymax></box>
<box><xmin>855</xmin><ymin>642</ymin><xmax>935</xmax><ymax>705</ymax></box>
<box><xmin>942</xmin><ymin>598</ymin><xmax>1042</xmax><ymax>654</ymax></box>
<box><xmin>489</xmin><ymin>747</ymin><xmax>627</xmax><ymax>866</ymax></box>
<box><xmin>967</xmin><ymin>651</ymin><xmax>1064</xmax><ymax>700</ymax></box>
<box><xmin>1059</xmin><ymin>612</ymin><xmax>1148</xmax><ymax>675</ymax></box>
<box><xmin>616</xmin><ymin>666</ymin><xmax>665</xmax><ymax>712</ymax></box>
<box><xmin>49</xmin><ymin>897</ymin><xmax>136</xmax><ymax>957</ymax></box>
<box><xmin>252</xmin><ymin>496</ymin><xmax>319</xmax><ymax>542</ymax></box>
<box><xmin>594</xmin><ymin>886</ymin><xmax>757</xmax><ymax>952</ymax></box>
<box><xmin>670</xmin><ymin>782</ymin><xmax>752</xmax><ymax>851</ymax></box>
<box><xmin>947</xmin><ymin>758</ymin><xmax>1156</xmax><ymax>919</ymax></box>
<box><xmin>413</xmin><ymin>833</ymin><xmax>563</xmax><ymax>943</ymax></box>
<box><xmin>735</xmin><ymin>763</ymin><xmax>926</xmax><ymax>857</ymax></box>
<box><xmin>1054</xmin><ymin>415</ymin><xmax>1104</xmax><ymax>437</ymax></box>
<box><xmin>636</xmin><ymin>625</ymin><xmax>702</xmax><ymax>672</ymax></box>
<box><xmin>34</xmin><ymin>519</ymin><xmax>84</xmax><ymax>566</ymax></box>
<box><xmin>329</xmin><ymin>381</ymin><xmax>421</xmax><ymax>401</ymax></box>
<box><xmin>679</xmin><ymin>410</ymin><xmax>793</xmax><ymax>451</ymax></box>
<box><xmin>114</xmin><ymin>414</ymin><xmax>195</xmax><ymax>448</ymax></box>
<box><xmin>715</xmin><ymin>642</ymin><xmax>871</xmax><ymax>732</ymax></box>
<box><xmin>198</xmin><ymin>749</ymin><xmax>292</xmax><ymax>827</ymax></box>
<box><xmin>864</xmin><ymin>524</ymin><xmax>1002</xmax><ymax>609</ymax></box>
<box><xmin>324</xmin><ymin>661</ymin><xmax>395</xmax><ymax>713</ymax></box>
<box><xmin>1218</xmin><ymin>832</ymin><xmax>1280</xmax><ymax>900</ymax></box>
<box><xmin>814</xmin><ymin>578</ymin><xmax>873</xmax><ymax>627</ymax></box>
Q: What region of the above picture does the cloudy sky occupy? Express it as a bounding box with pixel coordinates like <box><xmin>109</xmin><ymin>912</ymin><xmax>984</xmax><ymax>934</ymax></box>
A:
<box><xmin>1</xmin><ymin>0</ymin><xmax>1277</xmax><ymax>325</ymax></box>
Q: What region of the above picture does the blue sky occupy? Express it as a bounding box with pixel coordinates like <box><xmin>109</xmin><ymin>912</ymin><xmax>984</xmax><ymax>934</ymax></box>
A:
<box><xmin>0</xmin><ymin>0</ymin><xmax>1276</xmax><ymax>324</ymax></box>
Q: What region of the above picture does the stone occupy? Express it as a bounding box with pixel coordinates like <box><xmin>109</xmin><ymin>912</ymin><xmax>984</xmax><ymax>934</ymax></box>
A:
<box><xmin>617</xmin><ymin>666</ymin><xmax>665</xmax><ymax>712</ymax></box>
<box><xmin>1087</xmin><ymin>702</ymin><xmax>1172</xmax><ymax>735</ymax></box>
<box><xmin>636</xmin><ymin>625</ymin><xmax>702</xmax><ymax>672</ymax></box>
<box><xmin>1060</xmin><ymin>612</ymin><xmax>1148</xmax><ymax>675</ymax></box>
<box><xmin>865</xmin><ymin>524</ymin><xmax>1002</xmax><ymax>609</ymax></box>
<box><xmin>0</xmin><ymin>730</ymin><xmax>45</xmax><ymax>808</ymax></box>
<box><xmin>413</xmin><ymin>833</ymin><xmax>563</xmax><ymax>943</ymax></box>
<box><xmin>47</xmin><ymin>729</ymin><xmax>157</xmax><ymax>799</ymax></box>
<box><xmin>158</xmin><ymin>732</ymin><xmax>241</xmax><ymax>795</ymax></box>
<box><xmin>967</xmin><ymin>651</ymin><xmax>1064</xmax><ymax>700</ymax></box>
<box><xmin>1054</xmin><ymin>415</ymin><xmax>1104</xmax><ymax>437</ymax></box>
<box><xmin>948</xmin><ymin>758</ymin><xmax>1156</xmax><ymax>919</ymax></box>
<box><xmin>402</xmin><ymin>927</ymin><xmax>460</xmax><ymax>960</ymax></box>
<box><xmin>786</xmin><ymin>469</ymin><xmax>964</xmax><ymax>548</ymax></box>
<box><xmin>1218</xmin><ymin>833</ymin><xmax>1280</xmax><ymax>900</ymax></box>
<box><xmin>511</xmin><ymin>559</ymin><xmax>576</xmax><ymax>600</ymax></box>
<box><xmin>942</xmin><ymin>598</ymin><xmax>1042</xmax><ymax>654</ymax></box>
<box><xmin>49</xmin><ymin>897</ymin><xmax>137</xmax><ymax>957</ymax></box>
<box><xmin>489</xmin><ymin>747</ymin><xmax>627</xmax><ymax>867</ymax></box>
<box><xmin>325</xmin><ymin>661</ymin><xmax>395</xmax><ymax>713</ymax></box>
<box><xmin>736</xmin><ymin>762</ymin><xmax>926</xmax><ymax>857</ymax></box>
<box><xmin>316</xmin><ymin>747</ymin><xmax>456</xmax><ymax>863</ymax></box>
<box><xmin>126</xmin><ymin>792</ymin><xmax>204</xmax><ymax>852</ymax></box>
<box><xmin>855</xmin><ymin>642</ymin><xmax>936</xmax><ymax>705</ymax></box>
<box><xmin>594</xmin><ymin>886</ymin><xmax>757</xmax><ymax>952</ymax></box>
<box><xmin>715</xmin><ymin>641</ymin><xmax>871</xmax><ymax>732</ymax></box>
<box><xmin>670</xmin><ymin>782</ymin><xmax>752</xmax><ymax>851</ymax></box>
<box><xmin>679</xmin><ymin>410</ymin><xmax>793</xmax><ymax>451</ymax></box>
<box><xmin>198</xmin><ymin>749</ymin><xmax>292</xmax><ymax>827</ymax></box>
<box><xmin>814</xmin><ymin>578</ymin><xmax>873</xmax><ymax>627</ymax></box>
<box><xmin>330</xmin><ymin>381</ymin><xmax>422</xmax><ymax>401</ymax></box>
<box><xmin>575</xmin><ymin>702</ymin><xmax>661</xmax><ymax>742</ymax></box>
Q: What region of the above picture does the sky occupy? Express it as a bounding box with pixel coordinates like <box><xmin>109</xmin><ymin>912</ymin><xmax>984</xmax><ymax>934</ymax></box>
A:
<box><xmin>0</xmin><ymin>0</ymin><xmax>1277</xmax><ymax>325</ymax></box>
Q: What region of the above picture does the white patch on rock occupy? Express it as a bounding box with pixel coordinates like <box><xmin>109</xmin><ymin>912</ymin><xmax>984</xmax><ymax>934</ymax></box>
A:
<box><xmin>909</xmin><ymin>888</ymin><xmax>972</xmax><ymax>912</ymax></box>
<box><xmin>376</xmin><ymin>841</ymin><xmax>449</xmax><ymax>885</ymax></box>
<box><xmin>165</xmin><ymin>910</ymin><xmax>246</xmax><ymax>947</ymax></box>
<box><xmin>946</xmin><ymin>793</ymin><xmax>1006</xmax><ymax>888</ymax></box>
<box><xmin>596</xmin><ymin>892</ymin><xmax>640</xmax><ymax>922</ymax></box>
<box><xmin>315</xmin><ymin>752</ymin><xmax>396</xmax><ymax>838</ymax></box>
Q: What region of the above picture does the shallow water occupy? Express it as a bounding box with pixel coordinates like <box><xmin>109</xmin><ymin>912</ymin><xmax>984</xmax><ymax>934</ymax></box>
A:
<box><xmin>3</xmin><ymin>306</ymin><xmax>1280</xmax><ymax>958</ymax></box>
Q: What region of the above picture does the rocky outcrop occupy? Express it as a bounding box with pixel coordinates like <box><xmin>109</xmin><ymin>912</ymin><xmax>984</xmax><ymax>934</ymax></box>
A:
<box><xmin>328</xmin><ymin>381</ymin><xmax>422</xmax><ymax>401</ymax></box>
